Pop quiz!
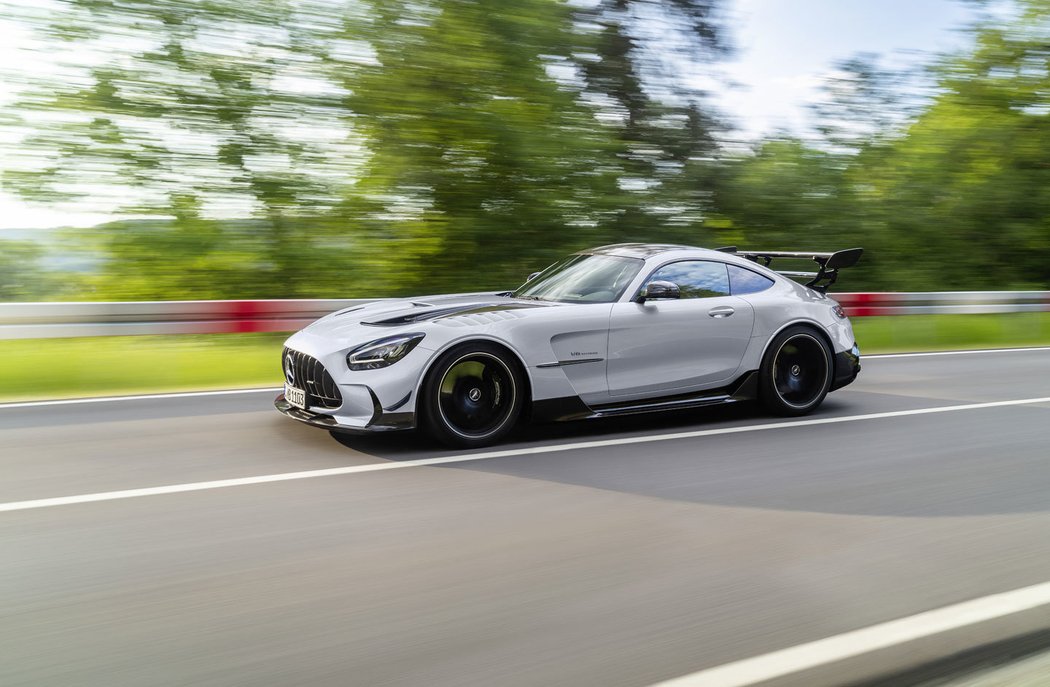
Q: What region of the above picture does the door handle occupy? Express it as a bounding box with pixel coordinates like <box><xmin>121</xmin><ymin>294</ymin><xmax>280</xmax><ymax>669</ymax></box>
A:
<box><xmin>708</xmin><ymin>306</ymin><xmax>735</xmax><ymax>318</ymax></box>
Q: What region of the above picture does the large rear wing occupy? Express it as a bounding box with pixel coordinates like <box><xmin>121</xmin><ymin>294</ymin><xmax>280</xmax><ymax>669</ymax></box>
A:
<box><xmin>715</xmin><ymin>247</ymin><xmax>863</xmax><ymax>293</ymax></box>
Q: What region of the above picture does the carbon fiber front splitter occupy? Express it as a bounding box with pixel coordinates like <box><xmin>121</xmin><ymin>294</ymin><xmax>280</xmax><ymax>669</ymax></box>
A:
<box><xmin>274</xmin><ymin>395</ymin><xmax>414</xmax><ymax>434</ymax></box>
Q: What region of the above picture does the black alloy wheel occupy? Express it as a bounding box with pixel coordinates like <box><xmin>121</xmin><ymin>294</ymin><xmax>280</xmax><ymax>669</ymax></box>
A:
<box><xmin>759</xmin><ymin>326</ymin><xmax>833</xmax><ymax>416</ymax></box>
<box><xmin>421</xmin><ymin>342</ymin><xmax>524</xmax><ymax>448</ymax></box>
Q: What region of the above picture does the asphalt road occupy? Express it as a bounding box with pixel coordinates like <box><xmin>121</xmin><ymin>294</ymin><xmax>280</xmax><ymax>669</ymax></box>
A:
<box><xmin>3</xmin><ymin>349</ymin><xmax>1050</xmax><ymax>686</ymax></box>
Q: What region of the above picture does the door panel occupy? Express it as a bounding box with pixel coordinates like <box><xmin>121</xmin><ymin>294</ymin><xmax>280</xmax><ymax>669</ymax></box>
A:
<box><xmin>607</xmin><ymin>295</ymin><xmax>755</xmax><ymax>397</ymax></box>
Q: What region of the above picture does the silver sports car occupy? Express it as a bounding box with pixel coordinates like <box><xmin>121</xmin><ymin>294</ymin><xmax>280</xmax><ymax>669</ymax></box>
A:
<box><xmin>275</xmin><ymin>243</ymin><xmax>863</xmax><ymax>447</ymax></box>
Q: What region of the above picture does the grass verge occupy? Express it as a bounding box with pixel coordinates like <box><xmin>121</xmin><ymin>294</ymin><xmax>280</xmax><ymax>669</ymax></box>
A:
<box><xmin>0</xmin><ymin>333</ymin><xmax>285</xmax><ymax>402</ymax></box>
<box><xmin>851</xmin><ymin>312</ymin><xmax>1050</xmax><ymax>353</ymax></box>
<box><xmin>1</xmin><ymin>313</ymin><xmax>1049</xmax><ymax>402</ymax></box>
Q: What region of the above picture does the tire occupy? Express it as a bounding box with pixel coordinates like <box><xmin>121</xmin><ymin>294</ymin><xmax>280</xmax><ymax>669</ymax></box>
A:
<box><xmin>759</xmin><ymin>325</ymin><xmax>833</xmax><ymax>416</ymax></box>
<box><xmin>420</xmin><ymin>342</ymin><xmax>525</xmax><ymax>448</ymax></box>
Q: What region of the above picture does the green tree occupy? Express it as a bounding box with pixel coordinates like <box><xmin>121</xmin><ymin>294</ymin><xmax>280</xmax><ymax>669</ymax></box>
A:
<box><xmin>339</xmin><ymin>0</ymin><xmax>623</xmax><ymax>293</ymax></box>
<box><xmin>575</xmin><ymin>0</ymin><xmax>728</xmax><ymax>241</ymax></box>
<box><xmin>866</xmin><ymin>0</ymin><xmax>1050</xmax><ymax>288</ymax></box>
<box><xmin>0</xmin><ymin>240</ymin><xmax>56</xmax><ymax>301</ymax></box>
<box><xmin>4</xmin><ymin>0</ymin><xmax>358</xmax><ymax>298</ymax></box>
<box><xmin>717</xmin><ymin>0</ymin><xmax>1050</xmax><ymax>291</ymax></box>
<box><xmin>811</xmin><ymin>53</ymin><xmax>920</xmax><ymax>152</ymax></box>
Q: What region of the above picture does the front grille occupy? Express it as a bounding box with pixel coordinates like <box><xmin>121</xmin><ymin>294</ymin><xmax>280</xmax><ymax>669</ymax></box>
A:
<box><xmin>283</xmin><ymin>348</ymin><xmax>343</xmax><ymax>410</ymax></box>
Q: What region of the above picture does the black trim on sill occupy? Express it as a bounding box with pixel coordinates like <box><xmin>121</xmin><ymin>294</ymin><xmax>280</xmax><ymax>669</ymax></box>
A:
<box><xmin>530</xmin><ymin>395</ymin><xmax>595</xmax><ymax>423</ymax></box>
<box><xmin>591</xmin><ymin>370</ymin><xmax>759</xmax><ymax>415</ymax></box>
<box><xmin>593</xmin><ymin>394</ymin><xmax>733</xmax><ymax>417</ymax></box>
<box><xmin>530</xmin><ymin>371</ymin><xmax>760</xmax><ymax>424</ymax></box>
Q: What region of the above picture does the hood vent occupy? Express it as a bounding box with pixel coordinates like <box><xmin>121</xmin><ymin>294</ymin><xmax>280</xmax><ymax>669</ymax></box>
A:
<box><xmin>363</xmin><ymin>302</ymin><xmax>538</xmax><ymax>326</ymax></box>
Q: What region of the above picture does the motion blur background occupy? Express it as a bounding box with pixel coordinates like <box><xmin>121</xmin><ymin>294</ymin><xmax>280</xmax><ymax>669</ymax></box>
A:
<box><xmin>2</xmin><ymin>0</ymin><xmax>1050</xmax><ymax>397</ymax></box>
<box><xmin>8</xmin><ymin>7</ymin><xmax>1050</xmax><ymax>685</ymax></box>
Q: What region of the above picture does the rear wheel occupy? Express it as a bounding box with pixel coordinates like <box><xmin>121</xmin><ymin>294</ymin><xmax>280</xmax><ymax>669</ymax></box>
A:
<box><xmin>421</xmin><ymin>342</ymin><xmax>525</xmax><ymax>448</ymax></box>
<box><xmin>759</xmin><ymin>326</ymin><xmax>832</xmax><ymax>416</ymax></box>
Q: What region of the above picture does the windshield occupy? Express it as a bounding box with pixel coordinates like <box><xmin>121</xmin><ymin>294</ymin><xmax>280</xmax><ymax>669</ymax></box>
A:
<box><xmin>512</xmin><ymin>254</ymin><xmax>643</xmax><ymax>303</ymax></box>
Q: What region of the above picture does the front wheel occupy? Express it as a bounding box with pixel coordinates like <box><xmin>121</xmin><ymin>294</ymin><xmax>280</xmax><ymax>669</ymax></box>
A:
<box><xmin>759</xmin><ymin>326</ymin><xmax>833</xmax><ymax>416</ymax></box>
<box><xmin>420</xmin><ymin>342</ymin><xmax>525</xmax><ymax>448</ymax></box>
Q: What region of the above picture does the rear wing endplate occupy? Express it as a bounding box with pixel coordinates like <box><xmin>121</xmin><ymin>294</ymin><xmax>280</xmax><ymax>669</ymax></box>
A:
<box><xmin>715</xmin><ymin>247</ymin><xmax>863</xmax><ymax>293</ymax></box>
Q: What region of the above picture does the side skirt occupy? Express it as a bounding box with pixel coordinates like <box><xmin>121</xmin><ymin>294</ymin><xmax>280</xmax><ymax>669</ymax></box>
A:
<box><xmin>530</xmin><ymin>371</ymin><xmax>759</xmax><ymax>423</ymax></box>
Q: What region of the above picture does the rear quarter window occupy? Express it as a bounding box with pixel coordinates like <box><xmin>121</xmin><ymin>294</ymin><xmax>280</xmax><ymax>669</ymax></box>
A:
<box><xmin>728</xmin><ymin>264</ymin><xmax>774</xmax><ymax>295</ymax></box>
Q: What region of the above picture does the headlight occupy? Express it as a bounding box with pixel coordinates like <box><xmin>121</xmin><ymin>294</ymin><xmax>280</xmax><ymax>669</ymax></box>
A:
<box><xmin>346</xmin><ymin>333</ymin><xmax>425</xmax><ymax>371</ymax></box>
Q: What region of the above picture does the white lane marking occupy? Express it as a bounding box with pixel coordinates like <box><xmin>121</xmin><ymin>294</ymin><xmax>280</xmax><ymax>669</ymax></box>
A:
<box><xmin>648</xmin><ymin>579</ymin><xmax>1050</xmax><ymax>687</ymax></box>
<box><xmin>2</xmin><ymin>395</ymin><xmax>1049</xmax><ymax>513</ymax></box>
<box><xmin>866</xmin><ymin>346</ymin><xmax>1050</xmax><ymax>359</ymax></box>
<box><xmin>0</xmin><ymin>387</ymin><xmax>281</xmax><ymax>409</ymax></box>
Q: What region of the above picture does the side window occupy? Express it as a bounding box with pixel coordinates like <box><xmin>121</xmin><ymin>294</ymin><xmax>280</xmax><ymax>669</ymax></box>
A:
<box><xmin>727</xmin><ymin>264</ymin><xmax>775</xmax><ymax>295</ymax></box>
<box><xmin>646</xmin><ymin>261</ymin><xmax>730</xmax><ymax>299</ymax></box>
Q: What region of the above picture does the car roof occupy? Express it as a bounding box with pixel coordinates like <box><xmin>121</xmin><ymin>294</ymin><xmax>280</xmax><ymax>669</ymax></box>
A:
<box><xmin>582</xmin><ymin>243</ymin><xmax>723</xmax><ymax>259</ymax></box>
<box><xmin>580</xmin><ymin>243</ymin><xmax>790</xmax><ymax>285</ymax></box>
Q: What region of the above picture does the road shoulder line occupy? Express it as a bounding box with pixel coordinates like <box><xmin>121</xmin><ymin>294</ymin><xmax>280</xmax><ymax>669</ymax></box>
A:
<box><xmin>0</xmin><ymin>387</ymin><xmax>281</xmax><ymax>409</ymax></box>
<box><xmin>647</xmin><ymin>580</ymin><xmax>1050</xmax><ymax>687</ymax></box>
<box><xmin>2</xmin><ymin>395</ymin><xmax>1049</xmax><ymax>513</ymax></box>
<box><xmin>866</xmin><ymin>346</ymin><xmax>1050</xmax><ymax>359</ymax></box>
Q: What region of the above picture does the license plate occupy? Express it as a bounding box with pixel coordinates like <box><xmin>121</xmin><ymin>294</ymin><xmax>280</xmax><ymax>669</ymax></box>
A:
<box><xmin>284</xmin><ymin>383</ymin><xmax>307</xmax><ymax>409</ymax></box>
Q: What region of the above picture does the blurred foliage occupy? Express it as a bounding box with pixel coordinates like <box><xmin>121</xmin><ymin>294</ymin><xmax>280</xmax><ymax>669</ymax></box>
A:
<box><xmin>574</xmin><ymin>0</ymin><xmax>727</xmax><ymax>243</ymax></box>
<box><xmin>717</xmin><ymin>0</ymin><xmax>1050</xmax><ymax>291</ymax></box>
<box><xmin>3</xmin><ymin>0</ymin><xmax>1050</xmax><ymax>299</ymax></box>
<box><xmin>0</xmin><ymin>240</ymin><xmax>56</xmax><ymax>300</ymax></box>
<box><xmin>810</xmin><ymin>53</ymin><xmax>920</xmax><ymax>153</ymax></box>
<box><xmin>340</xmin><ymin>0</ymin><xmax>619</xmax><ymax>293</ymax></box>
<box><xmin>871</xmin><ymin>0</ymin><xmax>1050</xmax><ymax>289</ymax></box>
<box><xmin>3</xmin><ymin>0</ymin><xmax>729</xmax><ymax>299</ymax></box>
<box><xmin>4</xmin><ymin>0</ymin><xmax>359</xmax><ymax>298</ymax></box>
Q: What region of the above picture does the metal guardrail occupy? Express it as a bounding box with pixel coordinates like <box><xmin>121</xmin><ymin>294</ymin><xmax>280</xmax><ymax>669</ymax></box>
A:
<box><xmin>0</xmin><ymin>299</ymin><xmax>373</xmax><ymax>339</ymax></box>
<box><xmin>0</xmin><ymin>292</ymin><xmax>1048</xmax><ymax>339</ymax></box>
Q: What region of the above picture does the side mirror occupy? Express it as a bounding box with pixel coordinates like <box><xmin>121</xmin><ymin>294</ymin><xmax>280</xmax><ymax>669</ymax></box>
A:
<box><xmin>526</xmin><ymin>271</ymin><xmax>541</xmax><ymax>282</ymax></box>
<box><xmin>638</xmin><ymin>280</ymin><xmax>680</xmax><ymax>303</ymax></box>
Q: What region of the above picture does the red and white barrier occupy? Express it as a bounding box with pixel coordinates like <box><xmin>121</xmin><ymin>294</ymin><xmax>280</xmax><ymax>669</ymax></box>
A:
<box><xmin>832</xmin><ymin>292</ymin><xmax>1050</xmax><ymax>317</ymax></box>
<box><xmin>0</xmin><ymin>292</ymin><xmax>1048</xmax><ymax>339</ymax></box>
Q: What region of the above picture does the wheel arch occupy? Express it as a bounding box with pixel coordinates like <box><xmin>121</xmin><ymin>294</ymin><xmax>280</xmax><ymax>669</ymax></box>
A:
<box><xmin>412</xmin><ymin>335</ymin><xmax>534</xmax><ymax>418</ymax></box>
<box><xmin>758</xmin><ymin>318</ymin><xmax>835</xmax><ymax>366</ymax></box>
<box><xmin>756</xmin><ymin>319</ymin><xmax>836</xmax><ymax>415</ymax></box>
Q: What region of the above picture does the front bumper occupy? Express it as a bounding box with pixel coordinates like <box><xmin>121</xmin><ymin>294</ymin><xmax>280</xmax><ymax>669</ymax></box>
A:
<box><xmin>276</xmin><ymin>328</ymin><xmax>430</xmax><ymax>434</ymax></box>
<box><xmin>274</xmin><ymin>394</ymin><xmax>415</xmax><ymax>434</ymax></box>
<box><xmin>830</xmin><ymin>342</ymin><xmax>861</xmax><ymax>391</ymax></box>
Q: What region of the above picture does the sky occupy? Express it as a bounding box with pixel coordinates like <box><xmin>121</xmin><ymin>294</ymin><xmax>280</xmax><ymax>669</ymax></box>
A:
<box><xmin>716</xmin><ymin>0</ymin><xmax>979</xmax><ymax>139</ymax></box>
<box><xmin>0</xmin><ymin>0</ymin><xmax>981</xmax><ymax>231</ymax></box>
